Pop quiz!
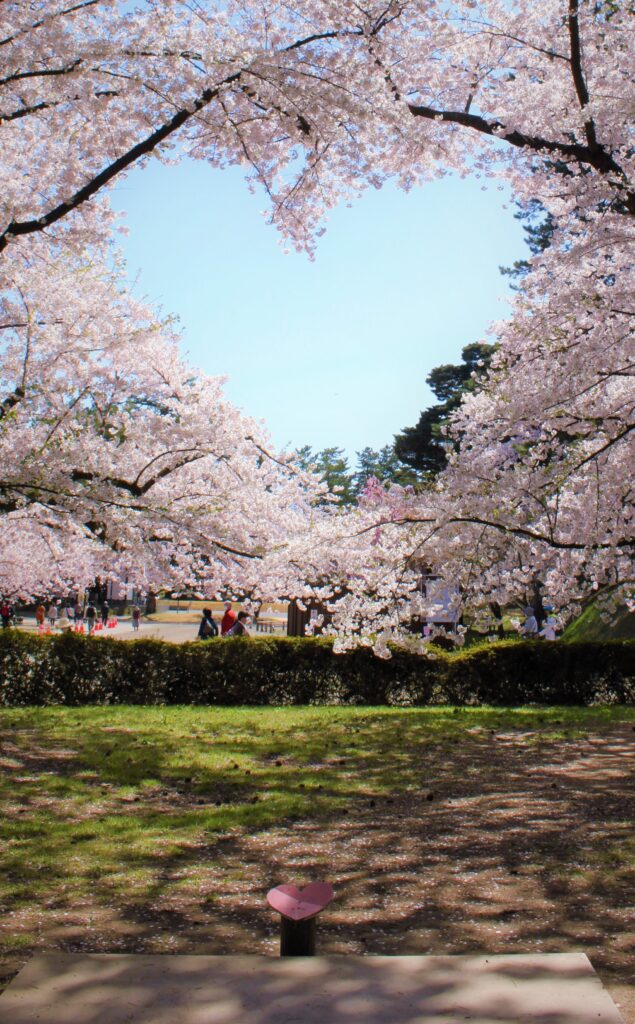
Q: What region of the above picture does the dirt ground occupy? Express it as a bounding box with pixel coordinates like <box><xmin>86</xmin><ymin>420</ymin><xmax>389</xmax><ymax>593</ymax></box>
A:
<box><xmin>1</xmin><ymin>722</ymin><xmax>633</xmax><ymax>1020</ymax></box>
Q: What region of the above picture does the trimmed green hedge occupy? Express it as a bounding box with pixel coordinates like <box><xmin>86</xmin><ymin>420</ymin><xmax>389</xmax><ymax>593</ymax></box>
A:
<box><xmin>0</xmin><ymin>632</ymin><xmax>632</xmax><ymax>707</ymax></box>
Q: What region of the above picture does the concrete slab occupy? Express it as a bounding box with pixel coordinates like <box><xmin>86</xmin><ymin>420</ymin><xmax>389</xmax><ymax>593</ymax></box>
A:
<box><xmin>0</xmin><ymin>952</ymin><xmax>625</xmax><ymax>1024</ymax></box>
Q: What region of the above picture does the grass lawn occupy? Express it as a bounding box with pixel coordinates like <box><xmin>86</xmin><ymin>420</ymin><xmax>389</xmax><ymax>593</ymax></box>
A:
<box><xmin>1</xmin><ymin>705</ymin><xmax>634</xmax><ymax>1018</ymax></box>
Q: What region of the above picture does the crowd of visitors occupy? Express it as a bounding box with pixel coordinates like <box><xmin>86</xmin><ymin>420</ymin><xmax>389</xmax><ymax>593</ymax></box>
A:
<box><xmin>6</xmin><ymin>595</ymin><xmax>249</xmax><ymax>640</ymax></box>
<box><xmin>28</xmin><ymin>597</ymin><xmax>121</xmax><ymax>634</ymax></box>
<box><xmin>1</xmin><ymin>594</ymin><xmax>559</xmax><ymax>642</ymax></box>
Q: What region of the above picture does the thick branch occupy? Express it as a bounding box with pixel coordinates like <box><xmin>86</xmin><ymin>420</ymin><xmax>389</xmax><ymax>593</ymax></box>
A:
<box><xmin>447</xmin><ymin>515</ymin><xmax>633</xmax><ymax>551</ymax></box>
<box><xmin>385</xmin><ymin>513</ymin><xmax>633</xmax><ymax>552</ymax></box>
<box><xmin>0</xmin><ymin>72</ymin><xmax>239</xmax><ymax>253</ymax></box>
<box><xmin>0</xmin><ymin>26</ymin><xmax>346</xmax><ymax>253</ymax></box>
<box><xmin>0</xmin><ymin>22</ymin><xmax>358</xmax><ymax>256</ymax></box>
<box><xmin>0</xmin><ymin>478</ymin><xmax>260</xmax><ymax>561</ymax></box>
<box><xmin>0</xmin><ymin>101</ymin><xmax>58</xmax><ymax>123</ymax></box>
<box><xmin>0</xmin><ymin>1</ymin><xmax>105</xmax><ymax>49</ymax></box>
<box><xmin>567</xmin><ymin>0</ymin><xmax>598</xmax><ymax>149</ymax></box>
<box><xmin>0</xmin><ymin>59</ymin><xmax>82</xmax><ymax>87</ymax></box>
<box><xmin>408</xmin><ymin>99</ymin><xmax>635</xmax><ymax>214</ymax></box>
<box><xmin>71</xmin><ymin>449</ymin><xmax>211</xmax><ymax>497</ymax></box>
<box><xmin>407</xmin><ymin>102</ymin><xmax>619</xmax><ymax>177</ymax></box>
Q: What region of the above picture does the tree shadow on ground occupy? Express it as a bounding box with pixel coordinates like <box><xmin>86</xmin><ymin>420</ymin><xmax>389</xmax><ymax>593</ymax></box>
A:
<box><xmin>0</xmin><ymin>714</ymin><xmax>633</xmax><ymax>1018</ymax></box>
<box><xmin>0</xmin><ymin>951</ymin><xmax>623</xmax><ymax>1024</ymax></box>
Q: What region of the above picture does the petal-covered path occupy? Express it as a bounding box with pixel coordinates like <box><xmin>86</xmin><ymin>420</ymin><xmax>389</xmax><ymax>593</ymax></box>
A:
<box><xmin>1</xmin><ymin>709</ymin><xmax>633</xmax><ymax>1020</ymax></box>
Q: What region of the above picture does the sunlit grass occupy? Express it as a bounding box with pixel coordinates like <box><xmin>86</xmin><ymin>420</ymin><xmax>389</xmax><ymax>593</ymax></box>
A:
<box><xmin>1</xmin><ymin>704</ymin><xmax>633</xmax><ymax>965</ymax></box>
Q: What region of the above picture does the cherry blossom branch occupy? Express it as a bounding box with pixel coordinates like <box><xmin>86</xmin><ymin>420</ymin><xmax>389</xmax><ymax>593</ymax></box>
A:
<box><xmin>0</xmin><ymin>477</ymin><xmax>260</xmax><ymax>561</ymax></box>
<box><xmin>0</xmin><ymin>0</ymin><xmax>105</xmax><ymax>48</ymax></box>
<box><xmin>567</xmin><ymin>422</ymin><xmax>635</xmax><ymax>475</ymax></box>
<box><xmin>0</xmin><ymin>27</ymin><xmax>349</xmax><ymax>254</ymax></box>
<box><xmin>244</xmin><ymin>435</ymin><xmax>298</xmax><ymax>472</ymax></box>
<box><xmin>0</xmin><ymin>59</ymin><xmax>83</xmax><ymax>86</ymax></box>
<box><xmin>0</xmin><ymin>72</ymin><xmax>235</xmax><ymax>253</ymax></box>
<box><xmin>567</xmin><ymin>0</ymin><xmax>598</xmax><ymax>149</ymax></box>
<box><xmin>0</xmin><ymin>88</ymin><xmax>118</xmax><ymax>125</ymax></box>
<box><xmin>379</xmin><ymin>514</ymin><xmax>633</xmax><ymax>551</ymax></box>
<box><xmin>464</xmin><ymin>20</ymin><xmax>569</xmax><ymax>62</ymax></box>
<box><xmin>70</xmin><ymin>452</ymin><xmax>209</xmax><ymax>498</ymax></box>
<box><xmin>406</xmin><ymin>102</ymin><xmax>627</xmax><ymax>185</ymax></box>
<box><xmin>0</xmin><ymin>101</ymin><xmax>63</xmax><ymax>124</ymax></box>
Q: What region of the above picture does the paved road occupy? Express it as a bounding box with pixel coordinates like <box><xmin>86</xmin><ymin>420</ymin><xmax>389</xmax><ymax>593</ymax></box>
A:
<box><xmin>109</xmin><ymin>621</ymin><xmax>202</xmax><ymax>643</ymax></box>
<box><xmin>19</xmin><ymin>619</ymin><xmax>285</xmax><ymax>644</ymax></box>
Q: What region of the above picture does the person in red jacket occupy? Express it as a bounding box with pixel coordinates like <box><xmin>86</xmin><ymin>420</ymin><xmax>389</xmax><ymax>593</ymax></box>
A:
<box><xmin>220</xmin><ymin>601</ymin><xmax>237</xmax><ymax>636</ymax></box>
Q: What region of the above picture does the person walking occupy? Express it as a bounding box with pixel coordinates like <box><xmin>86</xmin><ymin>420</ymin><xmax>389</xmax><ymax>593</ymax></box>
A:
<box><xmin>101</xmin><ymin>600</ymin><xmax>109</xmax><ymax>626</ymax></box>
<box><xmin>57</xmin><ymin>612</ymin><xmax>72</xmax><ymax>633</ymax></box>
<box><xmin>85</xmin><ymin>602</ymin><xmax>97</xmax><ymax>634</ymax></box>
<box><xmin>228</xmin><ymin>611</ymin><xmax>251</xmax><ymax>637</ymax></box>
<box><xmin>132</xmin><ymin>606</ymin><xmax>141</xmax><ymax>632</ymax></box>
<box><xmin>220</xmin><ymin>601</ymin><xmax>237</xmax><ymax>636</ymax></box>
<box><xmin>35</xmin><ymin>603</ymin><xmax>46</xmax><ymax>627</ymax></box>
<box><xmin>73</xmin><ymin>601</ymin><xmax>83</xmax><ymax>624</ymax></box>
<box><xmin>1</xmin><ymin>600</ymin><xmax>12</xmax><ymax>628</ymax></box>
<box><xmin>47</xmin><ymin>602</ymin><xmax>58</xmax><ymax>629</ymax></box>
<box><xmin>197</xmin><ymin>608</ymin><xmax>218</xmax><ymax>640</ymax></box>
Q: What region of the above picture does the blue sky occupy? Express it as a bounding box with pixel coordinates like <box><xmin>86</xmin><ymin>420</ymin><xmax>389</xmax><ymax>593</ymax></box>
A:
<box><xmin>111</xmin><ymin>159</ymin><xmax>526</xmax><ymax>462</ymax></box>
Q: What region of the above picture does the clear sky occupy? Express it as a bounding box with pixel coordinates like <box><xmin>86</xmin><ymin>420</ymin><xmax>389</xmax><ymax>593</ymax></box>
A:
<box><xmin>111</xmin><ymin>159</ymin><xmax>527</xmax><ymax>462</ymax></box>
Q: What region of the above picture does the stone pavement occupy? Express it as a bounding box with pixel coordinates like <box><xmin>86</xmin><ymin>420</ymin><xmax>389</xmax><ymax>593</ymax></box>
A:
<box><xmin>0</xmin><ymin>952</ymin><xmax>625</xmax><ymax>1023</ymax></box>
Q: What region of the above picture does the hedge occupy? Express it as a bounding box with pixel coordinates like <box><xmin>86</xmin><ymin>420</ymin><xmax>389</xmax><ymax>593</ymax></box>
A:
<box><xmin>0</xmin><ymin>631</ymin><xmax>632</xmax><ymax>707</ymax></box>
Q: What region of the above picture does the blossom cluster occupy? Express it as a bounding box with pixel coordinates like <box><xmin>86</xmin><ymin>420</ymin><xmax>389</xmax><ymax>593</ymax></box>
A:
<box><xmin>0</xmin><ymin>1</ymin><xmax>632</xmax><ymax>633</ymax></box>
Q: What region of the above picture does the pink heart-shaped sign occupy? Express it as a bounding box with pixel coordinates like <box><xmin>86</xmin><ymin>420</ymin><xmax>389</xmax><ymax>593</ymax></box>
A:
<box><xmin>267</xmin><ymin>881</ymin><xmax>334</xmax><ymax>921</ymax></box>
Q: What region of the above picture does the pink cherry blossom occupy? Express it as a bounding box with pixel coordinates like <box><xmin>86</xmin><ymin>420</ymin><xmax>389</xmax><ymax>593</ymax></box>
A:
<box><xmin>0</xmin><ymin>2</ymin><xmax>631</xmax><ymax>634</ymax></box>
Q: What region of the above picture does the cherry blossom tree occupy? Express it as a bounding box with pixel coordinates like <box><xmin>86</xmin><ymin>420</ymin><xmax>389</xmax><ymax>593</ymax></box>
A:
<box><xmin>0</xmin><ymin>244</ymin><xmax>323</xmax><ymax>598</ymax></box>
<box><xmin>1</xmin><ymin>1</ymin><xmax>633</xmax><ymax>257</ymax></box>
<box><xmin>277</xmin><ymin>212</ymin><xmax>634</xmax><ymax>647</ymax></box>
<box><xmin>0</xmin><ymin>1</ymin><xmax>632</xmax><ymax>621</ymax></box>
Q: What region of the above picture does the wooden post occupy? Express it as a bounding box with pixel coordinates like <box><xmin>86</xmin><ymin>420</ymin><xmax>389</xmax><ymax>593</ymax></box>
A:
<box><xmin>280</xmin><ymin>915</ymin><xmax>316</xmax><ymax>957</ymax></box>
<box><xmin>267</xmin><ymin>881</ymin><xmax>333</xmax><ymax>957</ymax></box>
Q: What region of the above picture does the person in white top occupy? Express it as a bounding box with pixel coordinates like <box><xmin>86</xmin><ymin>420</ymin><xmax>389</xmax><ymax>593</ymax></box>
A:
<box><xmin>539</xmin><ymin>616</ymin><xmax>559</xmax><ymax>640</ymax></box>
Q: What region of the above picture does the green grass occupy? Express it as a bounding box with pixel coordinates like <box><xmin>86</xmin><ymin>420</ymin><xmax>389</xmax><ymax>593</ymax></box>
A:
<box><xmin>1</xmin><ymin>705</ymin><xmax>632</xmax><ymax>898</ymax></box>
<box><xmin>563</xmin><ymin>600</ymin><xmax>635</xmax><ymax>641</ymax></box>
<box><xmin>1</xmin><ymin>704</ymin><xmax>635</xmax><ymax>999</ymax></box>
